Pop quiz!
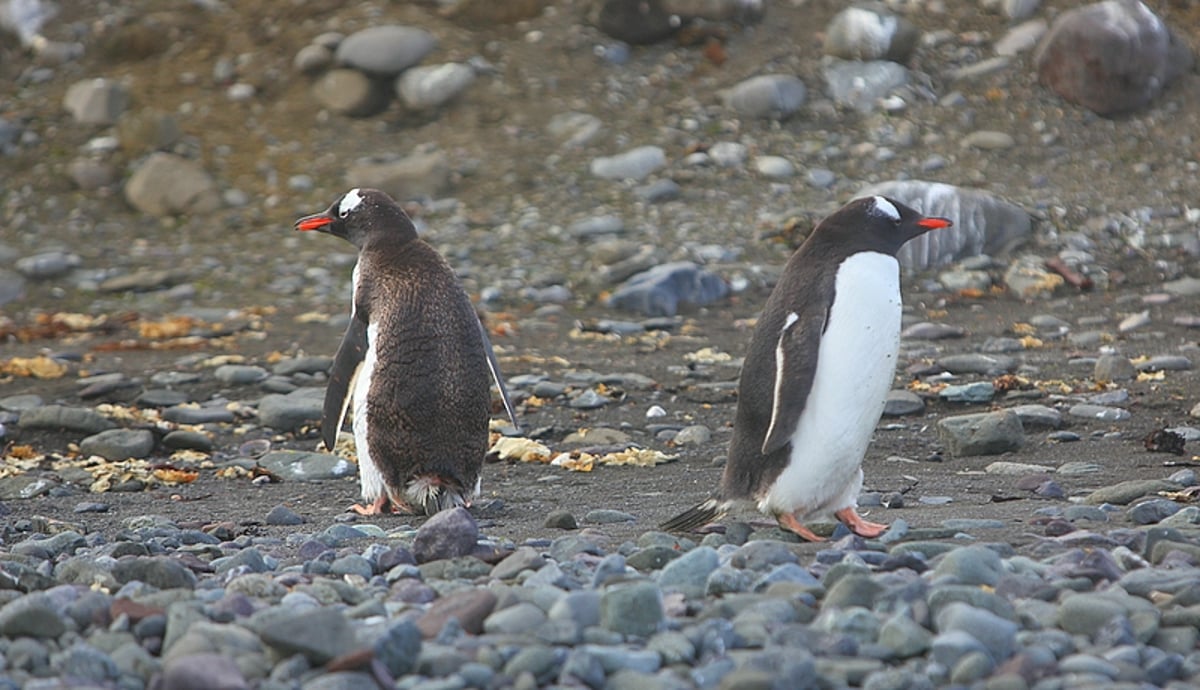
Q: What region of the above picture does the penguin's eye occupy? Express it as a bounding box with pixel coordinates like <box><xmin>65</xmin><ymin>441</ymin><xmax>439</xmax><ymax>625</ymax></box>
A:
<box><xmin>337</xmin><ymin>188</ymin><xmax>364</xmax><ymax>219</ymax></box>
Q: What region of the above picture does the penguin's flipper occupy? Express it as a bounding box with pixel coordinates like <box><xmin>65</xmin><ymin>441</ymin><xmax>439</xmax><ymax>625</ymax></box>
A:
<box><xmin>478</xmin><ymin>319</ymin><xmax>519</xmax><ymax>428</ymax></box>
<box><xmin>322</xmin><ymin>316</ymin><xmax>368</xmax><ymax>452</ymax></box>
<box><xmin>760</xmin><ymin>309</ymin><xmax>827</xmax><ymax>455</ymax></box>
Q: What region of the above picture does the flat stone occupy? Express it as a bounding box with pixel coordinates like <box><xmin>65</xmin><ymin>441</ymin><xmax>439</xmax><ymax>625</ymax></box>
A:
<box><xmin>258</xmin><ymin>451</ymin><xmax>355</xmax><ymax>482</ymax></box>
<box><xmin>601</xmin><ymin>581</ymin><xmax>664</xmax><ymax>637</ymax></box>
<box><xmin>259</xmin><ymin>606</ymin><xmax>357</xmax><ymax>665</ymax></box>
<box><xmin>415</xmin><ymin>589</ymin><xmax>497</xmax><ymax>637</ymax></box>
<box><xmin>412</xmin><ymin>507</ymin><xmax>479</xmax><ymax>564</ymax></box>
<box><xmin>19</xmin><ymin>405</ymin><xmax>116</xmax><ymax>434</ymax></box>
<box><xmin>1067</xmin><ymin>403</ymin><xmax>1130</xmax><ymax>422</ymax></box>
<box><xmin>883</xmin><ymin>389</ymin><xmax>925</xmax><ymax>416</ymax></box>
<box><xmin>937</xmin><ymin>411</ymin><xmax>1024</xmax><ymax>457</ymax></box>
<box><xmin>1085</xmin><ymin>479</ymin><xmax>1180</xmax><ymax>505</ymax></box>
<box><xmin>721</xmin><ymin>74</ymin><xmax>807</xmax><ymax>119</ymax></box>
<box><xmin>335</xmin><ymin>25</ymin><xmax>437</xmax><ymax>76</ymax></box>
<box><xmin>79</xmin><ymin>428</ymin><xmax>156</xmax><ymax>460</ymax></box>
<box><xmin>258</xmin><ymin>388</ymin><xmax>324</xmax><ymax>432</ymax></box>
<box><xmin>590</xmin><ymin>145</ymin><xmax>666</xmax><ymax>181</ymax></box>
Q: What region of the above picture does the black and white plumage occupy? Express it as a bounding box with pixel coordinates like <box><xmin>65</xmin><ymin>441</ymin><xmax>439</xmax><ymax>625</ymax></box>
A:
<box><xmin>295</xmin><ymin>188</ymin><xmax>517</xmax><ymax>516</ymax></box>
<box><xmin>662</xmin><ymin>196</ymin><xmax>951</xmax><ymax>540</ymax></box>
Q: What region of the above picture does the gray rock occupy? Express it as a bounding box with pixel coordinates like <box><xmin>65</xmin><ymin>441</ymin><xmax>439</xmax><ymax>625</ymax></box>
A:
<box><xmin>213</xmin><ymin>364</ymin><xmax>268</xmax><ymax>385</ymax></box>
<box><xmin>547</xmin><ymin>111</ymin><xmax>604</xmax><ymax>148</ymax></box>
<box><xmin>1034</xmin><ymin>0</ymin><xmax>1181</xmax><ymax>115</ymax></box>
<box><xmin>672</xmin><ymin>424</ymin><xmax>712</xmax><ymax>446</ymax></box>
<box><xmin>258</xmin><ymin>450</ymin><xmax>355</xmax><ymax>482</ymax></box>
<box><xmin>824</xmin><ymin>4</ymin><xmax>919</xmax><ymax>62</ymax></box>
<box><xmin>1137</xmin><ymin>355</ymin><xmax>1192</xmax><ymax>372</ymax></box>
<box><xmin>374</xmin><ymin>620</ymin><xmax>421</xmax><ymax>677</ymax></box>
<box><xmin>16</xmin><ymin>251</ymin><xmax>81</xmax><ymax>278</ymax></box>
<box><xmin>161</xmin><ymin>405</ymin><xmax>235</xmax><ymax>424</ymax></box>
<box><xmin>113</xmin><ymin>556</ymin><xmax>196</xmax><ymax>590</ymax></box>
<box><xmin>938</xmin><ymin>353</ymin><xmax>1018</xmax><ymax>375</ymax></box>
<box><xmin>1010</xmin><ymin>404</ymin><xmax>1062</xmax><ymax>429</ymax></box>
<box><xmin>125</xmin><ymin>153</ymin><xmax>222</xmax><ymax>217</ymax></box>
<box><xmin>159</xmin><ymin>652</ymin><xmax>248</xmax><ymax>690</ymax></box>
<box><xmin>294</xmin><ymin>44</ymin><xmax>334</xmax><ymax>74</ymax></box>
<box><xmin>345</xmin><ymin>150</ymin><xmax>450</xmax><ymax>201</ymax></box>
<box><xmin>930</xmin><ymin>629</ymin><xmax>990</xmax><ymax>671</ymax></box>
<box><xmin>1085</xmin><ymin>479</ymin><xmax>1180</xmax><ymax>505</ymax></box>
<box><xmin>937</xmin><ymin>410</ymin><xmax>1024</xmax><ymax>457</ymax></box>
<box><xmin>569</xmin><ymin>215</ymin><xmax>624</xmax><ymax>238</ymax></box>
<box><xmin>753</xmin><ymin>155</ymin><xmax>795</xmax><ymax>178</ymax></box>
<box><xmin>883</xmin><ymin>389</ymin><xmax>925</xmax><ymax>416</ymax></box>
<box><xmin>0</xmin><ymin>268</ymin><xmax>25</xmax><ymax>305</ymax></box>
<box><xmin>720</xmin><ymin>74</ymin><xmax>807</xmax><ymax>119</ymax></box>
<box><xmin>79</xmin><ymin>428</ymin><xmax>156</xmax><ymax>460</ymax></box>
<box><xmin>823</xmin><ymin>58</ymin><xmax>909</xmax><ymax>113</ymax></box>
<box><xmin>601</xmin><ymin>581</ymin><xmax>664</xmax><ymax>637</ymax></box>
<box><xmin>260</xmin><ymin>606</ymin><xmax>358</xmax><ymax>665</ymax></box>
<box><xmin>938</xmin><ymin>382</ymin><xmax>995</xmax><ymax>404</ymax></box>
<box><xmin>0</xmin><ymin>592</ymin><xmax>68</xmax><ymax>638</ymax></box>
<box><xmin>878</xmin><ymin>611</ymin><xmax>933</xmax><ymax>658</ymax></box>
<box><xmin>412</xmin><ymin>506</ymin><xmax>479</xmax><ymax>563</ymax></box>
<box><xmin>995</xmin><ymin>18</ymin><xmax>1049</xmax><ymax>56</ymax></box>
<box><xmin>932</xmin><ymin>545</ymin><xmax>1005</xmax><ymax>586</ymax></box>
<box><xmin>584</xmin><ymin>508</ymin><xmax>637</xmax><ymax>524</ymax></box>
<box><xmin>335</xmin><ymin>25</ymin><xmax>437</xmax><ymax>75</ymax></box>
<box><xmin>590</xmin><ymin>145</ymin><xmax>667</xmax><ymax>180</ymax></box>
<box><xmin>936</xmin><ymin>602</ymin><xmax>1018</xmax><ymax>661</ymax></box>
<box><xmin>1128</xmin><ymin>498</ymin><xmax>1182</xmax><ymax>525</ymax></box>
<box><xmin>272</xmin><ymin>356</ymin><xmax>334</xmax><ymax>376</ymax></box>
<box><xmin>657</xmin><ymin>546</ymin><xmax>719</xmax><ymax>596</ymax></box>
<box><xmin>258</xmin><ymin>388</ymin><xmax>323</xmax><ymax>431</ymax></box>
<box><xmin>491</xmin><ymin>546</ymin><xmax>545</xmax><ymax>579</ymax></box>
<box><xmin>162</xmin><ymin>430</ymin><xmax>213</xmax><ymax>452</ymax></box>
<box><xmin>396</xmin><ymin>62</ymin><xmax>475</xmax><ymax>110</ymax></box>
<box><xmin>606</xmin><ymin>261</ymin><xmax>729</xmax><ymax>317</ymax></box>
<box><xmin>1067</xmin><ymin>403</ymin><xmax>1130</xmax><ymax>422</ymax></box>
<box><xmin>63</xmin><ymin>78</ymin><xmax>129</xmax><ymax>124</ymax></box>
<box><xmin>961</xmin><ymin>130</ymin><xmax>1016</xmax><ymax>150</ymax></box>
<box><xmin>857</xmin><ymin>180</ymin><xmax>1032</xmax><ymax>272</ymax></box>
<box><xmin>1094</xmin><ymin>353</ymin><xmax>1137</xmax><ymax>381</ymax></box>
<box><xmin>20</xmin><ymin>405</ymin><xmax>116</xmax><ymax>434</ymax></box>
<box><xmin>484</xmin><ymin>601</ymin><xmax>547</xmax><ymax>635</ymax></box>
<box><xmin>312</xmin><ymin>68</ymin><xmax>392</xmax><ymax>118</ymax></box>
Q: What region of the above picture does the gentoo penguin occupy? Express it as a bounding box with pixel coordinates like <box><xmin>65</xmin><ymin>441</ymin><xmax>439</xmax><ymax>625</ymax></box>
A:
<box><xmin>294</xmin><ymin>188</ymin><xmax>517</xmax><ymax>515</ymax></box>
<box><xmin>662</xmin><ymin>196</ymin><xmax>951</xmax><ymax>540</ymax></box>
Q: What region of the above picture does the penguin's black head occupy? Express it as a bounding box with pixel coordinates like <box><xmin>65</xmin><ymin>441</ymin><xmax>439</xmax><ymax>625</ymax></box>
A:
<box><xmin>294</xmin><ymin>188</ymin><xmax>417</xmax><ymax>249</ymax></box>
<box><xmin>815</xmin><ymin>195</ymin><xmax>952</xmax><ymax>256</ymax></box>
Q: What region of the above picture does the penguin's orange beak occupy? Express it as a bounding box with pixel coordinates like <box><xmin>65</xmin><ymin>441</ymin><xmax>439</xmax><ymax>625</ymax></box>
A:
<box><xmin>916</xmin><ymin>216</ymin><xmax>953</xmax><ymax>230</ymax></box>
<box><xmin>295</xmin><ymin>213</ymin><xmax>333</xmax><ymax>231</ymax></box>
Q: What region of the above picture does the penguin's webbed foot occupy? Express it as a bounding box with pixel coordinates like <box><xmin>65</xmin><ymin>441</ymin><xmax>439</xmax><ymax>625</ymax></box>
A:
<box><xmin>834</xmin><ymin>507</ymin><xmax>887</xmax><ymax>538</ymax></box>
<box><xmin>776</xmin><ymin>512</ymin><xmax>827</xmax><ymax>542</ymax></box>
<box><xmin>349</xmin><ymin>496</ymin><xmax>403</xmax><ymax>515</ymax></box>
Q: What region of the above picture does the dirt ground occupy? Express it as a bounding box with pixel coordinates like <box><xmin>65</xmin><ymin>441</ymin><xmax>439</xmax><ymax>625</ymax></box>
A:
<box><xmin>4</xmin><ymin>0</ymin><xmax>1200</xmax><ymax>554</ymax></box>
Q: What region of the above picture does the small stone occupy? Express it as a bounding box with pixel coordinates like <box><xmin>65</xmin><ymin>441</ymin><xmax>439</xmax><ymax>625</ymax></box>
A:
<box><xmin>606</xmin><ymin>262</ymin><xmax>729</xmax><ymax>317</ymax></box>
<box><xmin>1067</xmin><ymin>403</ymin><xmax>1130</xmax><ymax>422</ymax></box>
<box><xmin>259</xmin><ymin>451</ymin><xmax>354</xmax><ymax>482</ymax></box>
<box><xmin>824</xmin><ymin>5</ymin><xmax>919</xmax><ymax>62</ymax></box>
<box><xmin>20</xmin><ymin>405</ymin><xmax>116</xmax><ymax>434</ymax></box>
<box><xmin>213</xmin><ymin>364</ymin><xmax>268</xmax><ymax>385</ymax></box>
<box><xmin>672</xmin><ymin>425</ymin><xmax>712</xmax><ymax>446</ymax></box>
<box><xmin>590</xmin><ymin>146</ymin><xmax>666</xmax><ymax>181</ymax></box>
<box><xmin>720</xmin><ymin>74</ymin><xmax>806</xmax><ymax>119</ymax></box>
<box><xmin>63</xmin><ymin>78</ymin><xmax>129</xmax><ymax>124</ymax></box>
<box><xmin>961</xmin><ymin>130</ymin><xmax>1016</xmax><ymax>149</ymax></box>
<box><xmin>124</xmin><ymin>153</ymin><xmax>221</xmax><ymax>217</ymax></box>
<box><xmin>412</xmin><ymin>507</ymin><xmax>479</xmax><ymax>563</ymax></box>
<box><xmin>1009</xmin><ymin>404</ymin><xmax>1062</xmax><ymax>429</ymax></box>
<box><xmin>883</xmin><ymin>389</ymin><xmax>925</xmax><ymax>416</ymax></box>
<box><xmin>259</xmin><ymin>606</ymin><xmax>358</xmax><ymax>665</ymax></box>
<box><xmin>258</xmin><ymin>389</ymin><xmax>324</xmax><ymax>431</ymax></box>
<box><xmin>312</xmin><ymin>69</ymin><xmax>392</xmax><ymax>118</ymax></box>
<box><xmin>396</xmin><ymin>62</ymin><xmax>475</xmax><ymax>110</ymax></box>
<box><xmin>601</xmin><ymin>581</ymin><xmax>664</xmax><ymax>637</ymax></box>
<box><xmin>1085</xmin><ymin>479</ymin><xmax>1181</xmax><ymax>505</ymax></box>
<box><xmin>159</xmin><ymin>653</ymin><xmax>248</xmax><ymax>690</ymax></box>
<box><xmin>335</xmin><ymin>25</ymin><xmax>437</xmax><ymax>76</ymax></box>
<box><xmin>543</xmin><ymin>510</ymin><xmax>578</xmax><ymax>530</ymax></box>
<box><xmin>265</xmin><ymin>505</ymin><xmax>305</xmax><ymax>526</ymax></box>
<box><xmin>79</xmin><ymin>428</ymin><xmax>156</xmax><ymax>460</ymax></box>
<box><xmin>753</xmin><ymin>156</ymin><xmax>795</xmax><ymax>178</ymax></box>
<box><xmin>937</xmin><ymin>411</ymin><xmax>1024</xmax><ymax>457</ymax></box>
<box><xmin>939</xmin><ymin>382</ymin><xmax>996</xmax><ymax>403</ymax></box>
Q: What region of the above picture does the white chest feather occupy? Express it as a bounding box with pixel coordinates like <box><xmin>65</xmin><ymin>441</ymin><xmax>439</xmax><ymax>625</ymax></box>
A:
<box><xmin>350</xmin><ymin>263</ymin><xmax>386</xmax><ymax>500</ymax></box>
<box><xmin>761</xmin><ymin>251</ymin><xmax>902</xmax><ymax>518</ymax></box>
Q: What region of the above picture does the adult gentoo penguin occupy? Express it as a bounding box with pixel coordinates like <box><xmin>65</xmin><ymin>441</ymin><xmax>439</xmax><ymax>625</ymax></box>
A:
<box><xmin>294</xmin><ymin>188</ymin><xmax>517</xmax><ymax>515</ymax></box>
<box><xmin>661</xmin><ymin>196</ymin><xmax>951</xmax><ymax>540</ymax></box>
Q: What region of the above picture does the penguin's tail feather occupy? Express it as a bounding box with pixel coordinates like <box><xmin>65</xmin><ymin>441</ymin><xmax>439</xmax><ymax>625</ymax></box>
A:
<box><xmin>660</xmin><ymin>499</ymin><xmax>726</xmax><ymax>532</ymax></box>
<box><xmin>406</xmin><ymin>476</ymin><xmax>468</xmax><ymax>516</ymax></box>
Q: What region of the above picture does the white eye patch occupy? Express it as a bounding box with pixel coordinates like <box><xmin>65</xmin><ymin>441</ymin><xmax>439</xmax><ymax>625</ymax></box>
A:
<box><xmin>869</xmin><ymin>195</ymin><xmax>900</xmax><ymax>221</ymax></box>
<box><xmin>339</xmin><ymin>188</ymin><xmax>364</xmax><ymax>217</ymax></box>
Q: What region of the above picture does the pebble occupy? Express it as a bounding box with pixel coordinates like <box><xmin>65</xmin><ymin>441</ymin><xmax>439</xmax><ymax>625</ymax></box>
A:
<box><xmin>79</xmin><ymin>428</ymin><xmax>156</xmax><ymax>460</ymax></box>
<box><xmin>334</xmin><ymin>25</ymin><xmax>437</xmax><ymax>76</ymax></box>
<box><xmin>1067</xmin><ymin>403</ymin><xmax>1130</xmax><ymax>422</ymax></box>
<box><xmin>606</xmin><ymin>262</ymin><xmax>729</xmax><ymax>317</ymax></box>
<box><xmin>720</xmin><ymin>74</ymin><xmax>806</xmax><ymax>119</ymax></box>
<box><xmin>257</xmin><ymin>388</ymin><xmax>324</xmax><ymax>431</ymax></box>
<box><xmin>396</xmin><ymin>62</ymin><xmax>475</xmax><ymax>110</ymax></box>
<box><xmin>590</xmin><ymin>146</ymin><xmax>666</xmax><ymax>181</ymax></box>
<box><xmin>937</xmin><ymin>410</ymin><xmax>1024</xmax><ymax>457</ymax></box>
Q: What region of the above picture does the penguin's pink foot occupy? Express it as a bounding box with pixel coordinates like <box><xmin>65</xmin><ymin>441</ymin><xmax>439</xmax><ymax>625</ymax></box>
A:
<box><xmin>776</xmin><ymin>512</ymin><xmax>827</xmax><ymax>542</ymax></box>
<box><xmin>834</xmin><ymin>507</ymin><xmax>887</xmax><ymax>538</ymax></box>
<box><xmin>349</xmin><ymin>496</ymin><xmax>401</xmax><ymax>515</ymax></box>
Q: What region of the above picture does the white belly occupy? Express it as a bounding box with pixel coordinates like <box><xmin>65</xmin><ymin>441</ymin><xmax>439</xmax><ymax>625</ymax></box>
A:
<box><xmin>353</xmin><ymin>322</ymin><xmax>386</xmax><ymax>501</ymax></box>
<box><xmin>761</xmin><ymin>251</ymin><xmax>901</xmax><ymax>519</ymax></box>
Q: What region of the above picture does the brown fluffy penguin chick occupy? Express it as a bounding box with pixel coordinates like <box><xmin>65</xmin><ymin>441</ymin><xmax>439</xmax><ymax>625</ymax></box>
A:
<box><xmin>295</xmin><ymin>188</ymin><xmax>517</xmax><ymax>515</ymax></box>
